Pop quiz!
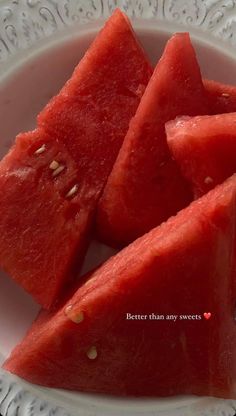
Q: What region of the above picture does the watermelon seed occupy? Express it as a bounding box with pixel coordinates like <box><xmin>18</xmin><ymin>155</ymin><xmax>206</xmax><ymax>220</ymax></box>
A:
<box><xmin>204</xmin><ymin>176</ymin><xmax>213</xmax><ymax>185</ymax></box>
<box><xmin>34</xmin><ymin>144</ymin><xmax>46</xmax><ymax>155</ymax></box>
<box><xmin>87</xmin><ymin>346</ymin><xmax>98</xmax><ymax>360</ymax></box>
<box><xmin>75</xmin><ymin>311</ymin><xmax>84</xmax><ymax>323</ymax></box>
<box><xmin>64</xmin><ymin>305</ymin><xmax>84</xmax><ymax>324</ymax></box>
<box><xmin>66</xmin><ymin>184</ymin><xmax>79</xmax><ymax>198</ymax></box>
<box><xmin>222</xmin><ymin>93</ymin><xmax>230</xmax><ymax>98</ymax></box>
<box><xmin>65</xmin><ymin>304</ymin><xmax>73</xmax><ymax>315</ymax></box>
<box><xmin>85</xmin><ymin>276</ymin><xmax>96</xmax><ymax>286</ymax></box>
<box><xmin>52</xmin><ymin>165</ymin><xmax>65</xmax><ymax>177</ymax></box>
<box><xmin>49</xmin><ymin>160</ymin><xmax>60</xmax><ymax>170</ymax></box>
<box><xmin>159</xmin><ymin>161</ymin><xmax>166</xmax><ymax>167</ymax></box>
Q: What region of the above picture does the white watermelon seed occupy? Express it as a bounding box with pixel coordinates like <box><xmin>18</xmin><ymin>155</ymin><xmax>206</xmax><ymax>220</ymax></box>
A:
<box><xmin>52</xmin><ymin>165</ymin><xmax>65</xmax><ymax>177</ymax></box>
<box><xmin>204</xmin><ymin>176</ymin><xmax>213</xmax><ymax>185</ymax></box>
<box><xmin>65</xmin><ymin>304</ymin><xmax>73</xmax><ymax>314</ymax></box>
<box><xmin>66</xmin><ymin>184</ymin><xmax>79</xmax><ymax>198</ymax></box>
<box><xmin>87</xmin><ymin>346</ymin><xmax>98</xmax><ymax>360</ymax></box>
<box><xmin>222</xmin><ymin>93</ymin><xmax>230</xmax><ymax>98</ymax></box>
<box><xmin>84</xmin><ymin>276</ymin><xmax>96</xmax><ymax>286</ymax></box>
<box><xmin>73</xmin><ymin>311</ymin><xmax>84</xmax><ymax>324</ymax></box>
<box><xmin>50</xmin><ymin>160</ymin><xmax>60</xmax><ymax>170</ymax></box>
<box><xmin>64</xmin><ymin>305</ymin><xmax>84</xmax><ymax>324</ymax></box>
<box><xmin>34</xmin><ymin>144</ymin><xmax>46</xmax><ymax>155</ymax></box>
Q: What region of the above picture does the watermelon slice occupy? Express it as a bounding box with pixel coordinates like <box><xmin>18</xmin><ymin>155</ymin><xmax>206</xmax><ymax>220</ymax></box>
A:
<box><xmin>4</xmin><ymin>174</ymin><xmax>236</xmax><ymax>398</ymax></box>
<box><xmin>204</xmin><ymin>79</ymin><xmax>236</xmax><ymax>114</ymax></box>
<box><xmin>96</xmin><ymin>33</ymin><xmax>209</xmax><ymax>247</ymax></box>
<box><xmin>0</xmin><ymin>10</ymin><xmax>152</xmax><ymax>309</ymax></box>
<box><xmin>166</xmin><ymin>113</ymin><xmax>236</xmax><ymax>197</ymax></box>
<box><xmin>0</xmin><ymin>129</ymin><xmax>90</xmax><ymax>309</ymax></box>
<box><xmin>38</xmin><ymin>9</ymin><xmax>152</xmax><ymax>184</ymax></box>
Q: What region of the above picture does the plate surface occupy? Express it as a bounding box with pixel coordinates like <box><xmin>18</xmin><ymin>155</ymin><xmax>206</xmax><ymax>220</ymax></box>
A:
<box><xmin>1</xmin><ymin>1</ymin><xmax>236</xmax><ymax>415</ymax></box>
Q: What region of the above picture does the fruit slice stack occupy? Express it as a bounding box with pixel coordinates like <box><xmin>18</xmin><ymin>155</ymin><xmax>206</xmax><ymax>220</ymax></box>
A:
<box><xmin>0</xmin><ymin>10</ymin><xmax>152</xmax><ymax>309</ymax></box>
<box><xmin>1</xmin><ymin>9</ymin><xmax>236</xmax><ymax>400</ymax></box>
<box><xmin>96</xmin><ymin>32</ymin><xmax>208</xmax><ymax>247</ymax></box>
<box><xmin>4</xmin><ymin>175</ymin><xmax>236</xmax><ymax>397</ymax></box>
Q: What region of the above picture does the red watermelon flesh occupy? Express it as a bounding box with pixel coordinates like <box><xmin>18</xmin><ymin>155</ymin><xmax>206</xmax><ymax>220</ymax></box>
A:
<box><xmin>96</xmin><ymin>33</ymin><xmax>209</xmax><ymax>248</ymax></box>
<box><xmin>38</xmin><ymin>9</ymin><xmax>152</xmax><ymax>190</ymax></box>
<box><xmin>166</xmin><ymin>113</ymin><xmax>236</xmax><ymax>198</ymax></box>
<box><xmin>0</xmin><ymin>10</ymin><xmax>152</xmax><ymax>308</ymax></box>
<box><xmin>204</xmin><ymin>79</ymin><xmax>236</xmax><ymax>114</ymax></box>
<box><xmin>4</xmin><ymin>174</ymin><xmax>236</xmax><ymax>398</ymax></box>
<box><xmin>0</xmin><ymin>129</ymin><xmax>92</xmax><ymax>309</ymax></box>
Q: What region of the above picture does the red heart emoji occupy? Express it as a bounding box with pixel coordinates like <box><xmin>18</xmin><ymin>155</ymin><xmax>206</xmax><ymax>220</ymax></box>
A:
<box><xmin>203</xmin><ymin>312</ymin><xmax>211</xmax><ymax>320</ymax></box>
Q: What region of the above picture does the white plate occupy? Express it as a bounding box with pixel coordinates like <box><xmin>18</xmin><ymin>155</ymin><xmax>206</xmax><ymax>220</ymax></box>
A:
<box><xmin>1</xmin><ymin>1</ymin><xmax>236</xmax><ymax>415</ymax></box>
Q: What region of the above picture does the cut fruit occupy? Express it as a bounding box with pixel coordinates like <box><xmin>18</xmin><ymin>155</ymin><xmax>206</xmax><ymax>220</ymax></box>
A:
<box><xmin>4</xmin><ymin>175</ymin><xmax>236</xmax><ymax>398</ymax></box>
<box><xmin>166</xmin><ymin>113</ymin><xmax>236</xmax><ymax>197</ymax></box>
<box><xmin>0</xmin><ymin>10</ymin><xmax>152</xmax><ymax>309</ymax></box>
<box><xmin>96</xmin><ymin>32</ymin><xmax>209</xmax><ymax>247</ymax></box>
<box><xmin>204</xmin><ymin>79</ymin><xmax>236</xmax><ymax>114</ymax></box>
<box><xmin>0</xmin><ymin>129</ymin><xmax>91</xmax><ymax>309</ymax></box>
<box><xmin>38</xmin><ymin>9</ymin><xmax>152</xmax><ymax>189</ymax></box>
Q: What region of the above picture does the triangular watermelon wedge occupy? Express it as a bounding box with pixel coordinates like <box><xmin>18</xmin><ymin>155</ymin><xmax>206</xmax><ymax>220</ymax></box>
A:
<box><xmin>166</xmin><ymin>113</ymin><xmax>236</xmax><ymax>197</ymax></box>
<box><xmin>0</xmin><ymin>129</ymin><xmax>90</xmax><ymax>309</ymax></box>
<box><xmin>37</xmin><ymin>9</ymin><xmax>152</xmax><ymax>179</ymax></box>
<box><xmin>96</xmin><ymin>32</ymin><xmax>209</xmax><ymax>247</ymax></box>
<box><xmin>4</xmin><ymin>175</ymin><xmax>236</xmax><ymax>398</ymax></box>
<box><xmin>204</xmin><ymin>79</ymin><xmax>236</xmax><ymax>114</ymax></box>
<box><xmin>0</xmin><ymin>10</ymin><xmax>152</xmax><ymax>309</ymax></box>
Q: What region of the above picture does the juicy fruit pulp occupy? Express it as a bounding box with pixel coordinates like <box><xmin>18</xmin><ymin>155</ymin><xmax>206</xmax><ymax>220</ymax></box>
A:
<box><xmin>38</xmin><ymin>10</ymin><xmax>152</xmax><ymax>190</ymax></box>
<box><xmin>4</xmin><ymin>175</ymin><xmax>236</xmax><ymax>398</ymax></box>
<box><xmin>0</xmin><ymin>130</ymin><xmax>88</xmax><ymax>309</ymax></box>
<box><xmin>204</xmin><ymin>79</ymin><xmax>236</xmax><ymax>114</ymax></box>
<box><xmin>0</xmin><ymin>10</ymin><xmax>152</xmax><ymax>309</ymax></box>
<box><xmin>166</xmin><ymin>113</ymin><xmax>236</xmax><ymax>197</ymax></box>
<box><xmin>96</xmin><ymin>32</ymin><xmax>209</xmax><ymax>248</ymax></box>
